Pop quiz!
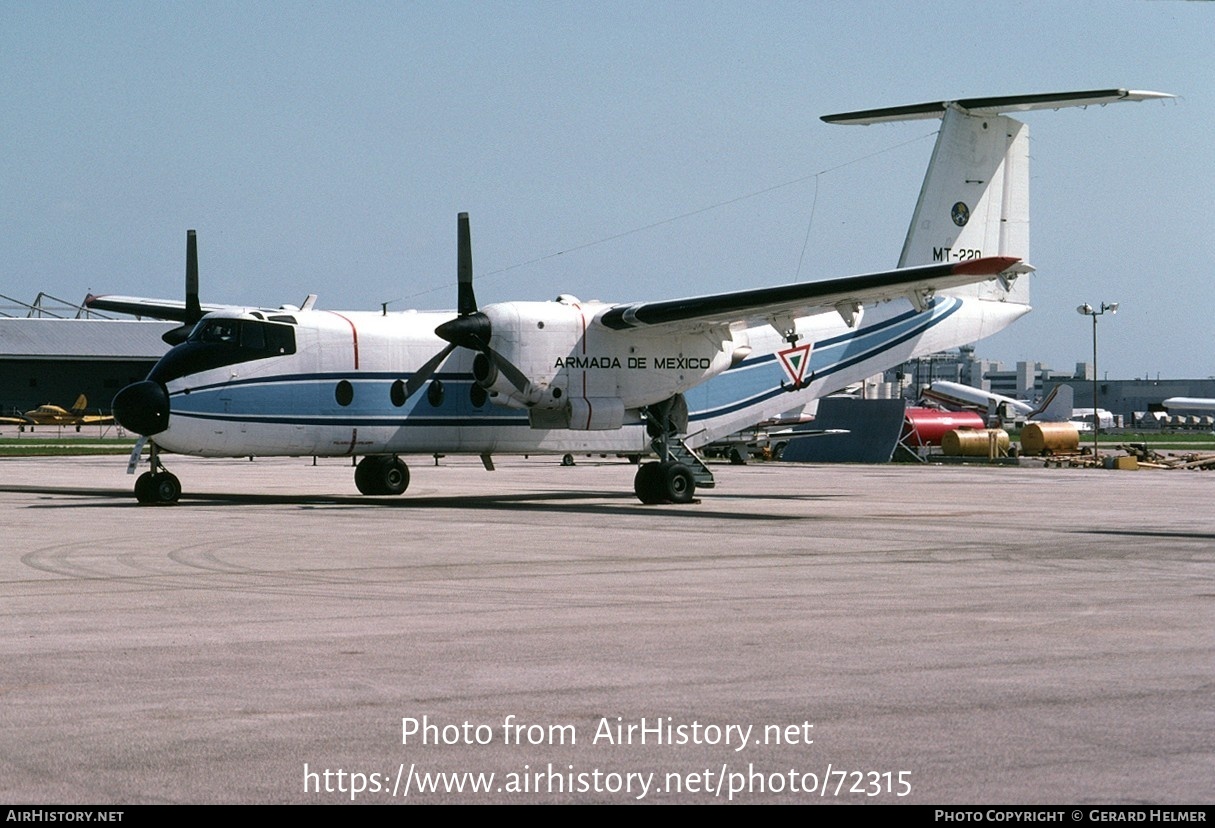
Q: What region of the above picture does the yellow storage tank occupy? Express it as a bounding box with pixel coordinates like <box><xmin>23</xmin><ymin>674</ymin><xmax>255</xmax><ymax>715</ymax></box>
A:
<box><xmin>942</xmin><ymin>428</ymin><xmax>1010</xmax><ymax>457</ymax></box>
<box><xmin>1020</xmin><ymin>422</ymin><xmax>1080</xmax><ymax>455</ymax></box>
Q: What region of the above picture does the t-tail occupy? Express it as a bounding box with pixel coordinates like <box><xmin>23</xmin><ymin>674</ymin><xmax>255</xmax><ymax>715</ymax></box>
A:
<box><xmin>824</xmin><ymin>89</ymin><xmax>1174</xmax><ymax>304</ymax></box>
<box><xmin>687</xmin><ymin>90</ymin><xmax>1174</xmax><ymax>447</ymax></box>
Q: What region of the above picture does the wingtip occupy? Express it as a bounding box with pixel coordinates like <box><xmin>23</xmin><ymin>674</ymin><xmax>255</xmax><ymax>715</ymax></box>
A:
<box><xmin>953</xmin><ymin>256</ymin><xmax>1022</xmax><ymax>276</ymax></box>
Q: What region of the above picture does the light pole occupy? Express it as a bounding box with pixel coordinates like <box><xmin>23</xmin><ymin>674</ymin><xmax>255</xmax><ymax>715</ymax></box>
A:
<box><xmin>1076</xmin><ymin>302</ymin><xmax>1118</xmax><ymax>459</ymax></box>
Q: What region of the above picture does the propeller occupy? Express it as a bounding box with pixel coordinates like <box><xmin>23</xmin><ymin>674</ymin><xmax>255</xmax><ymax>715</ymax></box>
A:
<box><xmin>162</xmin><ymin>230</ymin><xmax>205</xmax><ymax>345</ymax></box>
<box><xmin>403</xmin><ymin>213</ymin><xmax>532</xmax><ymax>399</ymax></box>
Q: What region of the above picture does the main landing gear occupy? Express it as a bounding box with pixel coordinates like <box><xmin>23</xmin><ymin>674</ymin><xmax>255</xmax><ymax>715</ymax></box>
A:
<box><xmin>633</xmin><ymin>395</ymin><xmax>715</xmax><ymax>505</ymax></box>
<box><xmin>354</xmin><ymin>455</ymin><xmax>410</xmax><ymax>495</ymax></box>
<box><xmin>633</xmin><ymin>460</ymin><xmax>696</xmax><ymax>504</ymax></box>
<box><xmin>133</xmin><ymin>442</ymin><xmax>181</xmax><ymax>505</ymax></box>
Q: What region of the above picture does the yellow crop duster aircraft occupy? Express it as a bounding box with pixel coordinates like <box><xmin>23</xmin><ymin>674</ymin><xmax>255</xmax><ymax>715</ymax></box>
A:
<box><xmin>0</xmin><ymin>394</ymin><xmax>116</xmax><ymax>428</ymax></box>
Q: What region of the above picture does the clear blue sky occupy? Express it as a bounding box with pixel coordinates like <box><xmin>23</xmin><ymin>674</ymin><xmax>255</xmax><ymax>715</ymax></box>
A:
<box><xmin>3</xmin><ymin>1</ymin><xmax>1211</xmax><ymax>378</ymax></box>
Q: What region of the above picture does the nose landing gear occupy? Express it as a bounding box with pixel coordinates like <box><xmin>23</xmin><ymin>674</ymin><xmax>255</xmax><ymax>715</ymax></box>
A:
<box><xmin>133</xmin><ymin>442</ymin><xmax>181</xmax><ymax>505</ymax></box>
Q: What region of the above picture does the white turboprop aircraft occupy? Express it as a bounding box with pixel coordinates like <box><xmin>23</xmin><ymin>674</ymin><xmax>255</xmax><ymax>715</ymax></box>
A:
<box><xmin>88</xmin><ymin>89</ymin><xmax>1170</xmax><ymax>505</ymax></box>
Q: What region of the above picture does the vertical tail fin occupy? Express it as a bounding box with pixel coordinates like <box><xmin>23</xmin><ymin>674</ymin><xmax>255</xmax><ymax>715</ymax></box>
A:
<box><xmin>1030</xmin><ymin>384</ymin><xmax>1074</xmax><ymax>421</ymax></box>
<box><xmin>898</xmin><ymin>107</ymin><xmax>1029</xmax><ymax>271</ymax></box>
<box><xmin>823</xmin><ymin>90</ymin><xmax>1174</xmax><ymax>304</ymax></box>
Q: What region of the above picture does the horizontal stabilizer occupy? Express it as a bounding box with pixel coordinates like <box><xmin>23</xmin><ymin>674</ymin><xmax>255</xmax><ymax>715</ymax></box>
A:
<box><xmin>822</xmin><ymin>89</ymin><xmax>1174</xmax><ymax>125</ymax></box>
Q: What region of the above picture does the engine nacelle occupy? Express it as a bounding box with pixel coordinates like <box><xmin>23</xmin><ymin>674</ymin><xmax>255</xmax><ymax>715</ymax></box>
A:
<box><xmin>528</xmin><ymin>396</ymin><xmax>627</xmax><ymax>431</ymax></box>
<box><xmin>481</xmin><ymin>297</ymin><xmax>736</xmax><ymax>416</ymax></box>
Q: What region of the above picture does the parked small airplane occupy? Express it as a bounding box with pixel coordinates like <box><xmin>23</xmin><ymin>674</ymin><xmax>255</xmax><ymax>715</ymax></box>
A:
<box><xmin>0</xmin><ymin>394</ymin><xmax>116</xmax><ymax>428</ymax></box>
<box><xmin>922</xmin><ymin>380</ymin><xmax>1075</xmax><ymax>423</ymax></box>
<box><xmin>87</xmin><ymin>89</ymin><xmax>1169</xmax><ymax>505</ymax></box>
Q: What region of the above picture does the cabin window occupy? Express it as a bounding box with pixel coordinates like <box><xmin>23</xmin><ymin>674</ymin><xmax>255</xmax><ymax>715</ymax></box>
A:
<box><xmin>469</xmin><ymin>384</ymin><xmax>487</xmax><ymax>408</ymax></box>
<box><xmin>335</xmin><ymin>380</ymin><xmax>354</xmax><ymax>407</ymax></box>
<box><xmin>390</xmin><ymin>380</ymin><xmax>406</xmax><ymax>407</ymax></box>
<box><xmin>428</xmin><ymin>380</ymin><xmax>445</xmax><ymax>408</ymax></box>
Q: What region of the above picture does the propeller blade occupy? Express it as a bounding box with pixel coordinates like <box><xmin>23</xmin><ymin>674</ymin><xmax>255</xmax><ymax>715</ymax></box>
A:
<box><xmin>404</xmin><ymin>342</ymin><xmax>457</xmax><ymax>398</ymax></box>
<box><xmin>486</xmin><ymin>347</ymin><xmax>532</xmax><ymax>395</ymax></box>
<box><xmin>433</xmin><ymin>212</ymin><xmax>535</xmax><ymax>400</ymax></box>
<box><xmin>163</xmin><ymin>229</ymin><xmax>203</xmax><ymax>345</ymax></box>
<box><xmin>185</xmin><ymin>229</ymin><xmax>202</xmax><ymax>323</ymax></box>
<box><xmin>457</xmin><ymin>212</ymin><xmax>476</xmax><ymax>316</ymax></box>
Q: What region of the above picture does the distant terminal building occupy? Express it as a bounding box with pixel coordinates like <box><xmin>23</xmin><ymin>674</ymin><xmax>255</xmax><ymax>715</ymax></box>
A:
<box><xmin>884</xmin><ymin>348</ymin><xmax>1215</xmax><ymax>428</ymax></box>
<box><xmin>0</xmin><ymin>295</ymin><xmax>173</xmax><ymax>416</ymax></box>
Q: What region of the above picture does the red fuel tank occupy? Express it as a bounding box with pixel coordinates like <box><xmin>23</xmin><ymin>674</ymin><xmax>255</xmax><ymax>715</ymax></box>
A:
<box><xmin>901</xmin><ymin>407</ymin><xmax>986</xmax><ymax>447</ymax></box>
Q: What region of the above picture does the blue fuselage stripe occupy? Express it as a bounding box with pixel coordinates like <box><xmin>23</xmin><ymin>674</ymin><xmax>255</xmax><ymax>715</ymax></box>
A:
<box><xmin>165</xmin><ymin>299</ymin><xmax>958</xmax><ymax>430</ymax></box>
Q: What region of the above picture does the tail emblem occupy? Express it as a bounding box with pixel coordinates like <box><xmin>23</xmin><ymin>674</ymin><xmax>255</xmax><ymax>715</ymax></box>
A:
<box><xmin>951</xmin><ymin>202</ymin><xmax>970</xmax><ymax>227</ymax></box>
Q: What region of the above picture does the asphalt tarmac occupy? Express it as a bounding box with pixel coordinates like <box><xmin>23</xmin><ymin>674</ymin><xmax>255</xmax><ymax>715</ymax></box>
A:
<box><xmin>1</xmin><ymin>454</ymin><xmax>1210</xmax><ymax>804</ymax></box>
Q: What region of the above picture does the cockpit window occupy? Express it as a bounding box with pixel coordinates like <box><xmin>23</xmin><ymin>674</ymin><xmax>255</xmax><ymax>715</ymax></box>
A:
<box><xmin>188</xmin><ymin>319</ymin><xmax>296</xmax><ymax>356</ymax></box>
<box><xmin>150</xmin><ymin>317</ymin><xmax>299</xmax><ymax>384</ymax></box>
<box><xmin>193</xmin><ymin>319</ymin><xmax>239</xmax><ymax>344</ymax></box>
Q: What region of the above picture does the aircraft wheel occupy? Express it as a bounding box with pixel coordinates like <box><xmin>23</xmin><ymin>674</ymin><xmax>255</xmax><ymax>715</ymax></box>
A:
<box><xmin>729</xmin><ymin>446</ymin><xmax>747</xmax><ymax>465</ymax></box>
<box><xmin>633</xmin><ymin>462</ymin><xmax>666</xmax><ymax>504</ymax></box>
<box><xmin>380</xmin><ymin>456</ymin><xmax>410</xmax><ymax>495</ymax></box>
<box><xmin>561</xmin><ymin>453</ymin><xmax>575</xmax><ymax>467</ymax></box>
<box><xmin>659</xmin><ymin>461</ymin><xmax>696</xmax><ymax>504</ymax></box>
<box><xmin>354</xmin><ymin>457</ymin><xmax>380</xmax><ymax>494</ymax></box>
<box><xmin>149</xmin><ymin>472</ymin><xmax>181</xmax><ymax>505</ymax></box>
<box><xmin>134</xmin><ymin>471</ymin><xmax>155</xmax><ymax>504</ymax></box>
<box><xmin>355</xmin><ymin>455</ymin><xmax>409</xmax><ymax>495</ymax></box>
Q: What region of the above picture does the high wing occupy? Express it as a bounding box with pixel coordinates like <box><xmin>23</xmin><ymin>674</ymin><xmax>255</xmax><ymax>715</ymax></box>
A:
<box><xmin>597</xmin><ymin>256</ymin><xmax>1030</xmax><ymax>332</ymax></box>
<box><xmin>84</xmin><ymin>293</ymin><xmax>318</xmax><ymax>321</ymax></box>
<box><xmin>83</xmin><ymin>294</ymin><xmax>237</xmax><ymax>322</ymax></box>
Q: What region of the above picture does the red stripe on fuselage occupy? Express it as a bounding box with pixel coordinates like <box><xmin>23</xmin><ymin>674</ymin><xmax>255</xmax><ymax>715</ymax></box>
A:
<box><xmin>575</xmin><ymin>303</ymin><xmax>590</xmax><ymax>426</ymax></box>
<box><xmin>327</xmin><ymin>311</ymin><xmax>360</xmax><ymax>369</ymax></box>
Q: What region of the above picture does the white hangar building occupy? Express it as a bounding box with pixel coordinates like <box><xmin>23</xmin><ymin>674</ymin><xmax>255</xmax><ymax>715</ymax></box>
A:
<box><xmin>0</xmin><ymin>318</ymin><xmax>174</xmax><ymax>416</ymax></box>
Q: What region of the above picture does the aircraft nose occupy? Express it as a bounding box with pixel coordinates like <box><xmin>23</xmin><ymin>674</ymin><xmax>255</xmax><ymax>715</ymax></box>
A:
<box><xmin>112</xmin><ymin>380</ymin><xmax>170</xmax><ymax>436</ymax></box>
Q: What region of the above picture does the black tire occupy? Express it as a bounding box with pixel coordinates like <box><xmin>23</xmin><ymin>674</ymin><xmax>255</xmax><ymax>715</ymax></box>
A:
<box><xmin>729</xmin><ymin>446</ymin><xmax>747</xmax><ymax>465</ymax></box>
<box><xmin>659</xmin><ymin>461</ymin><xmax>696</xmax><ymax>504</ymax></box>
<box><xmin>561</xmin><ymin>453</ymin><xmax>575</xmax><ymax>467</ymax></box>
<box><xmin>355</xmin><ymin>456</ymin><xmax>409</xmax><ymax>495</ymax></box>
<box><xmin>354</xmin><ymin>456</ymin><xmax>379</xmax><ymax>494</ymax></box>
<box><xmin>633</xmin><ymin>462</ymin><xmax>666</xmax><ymax>504</ymax></box>
<box><xmin>134</xmin><ymin>471</ymin><xmax>154</xmax><ymax>504</ymax></box>
<box><xmin>149</xmin><ymin>472</ymin><xmax>181</xmax><ymax>505</ymax></box>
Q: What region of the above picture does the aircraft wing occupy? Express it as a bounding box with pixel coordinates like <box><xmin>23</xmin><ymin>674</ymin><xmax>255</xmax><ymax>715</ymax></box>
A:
<box><xmin>597</xmin><ymin>256</ymin><xmax>1030</xmax><ymax>332</ymax></box>
<box><xmin>83</xmin><ymin>294</ymin><xmax>238</xmax><ymax>322</ymax></box>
